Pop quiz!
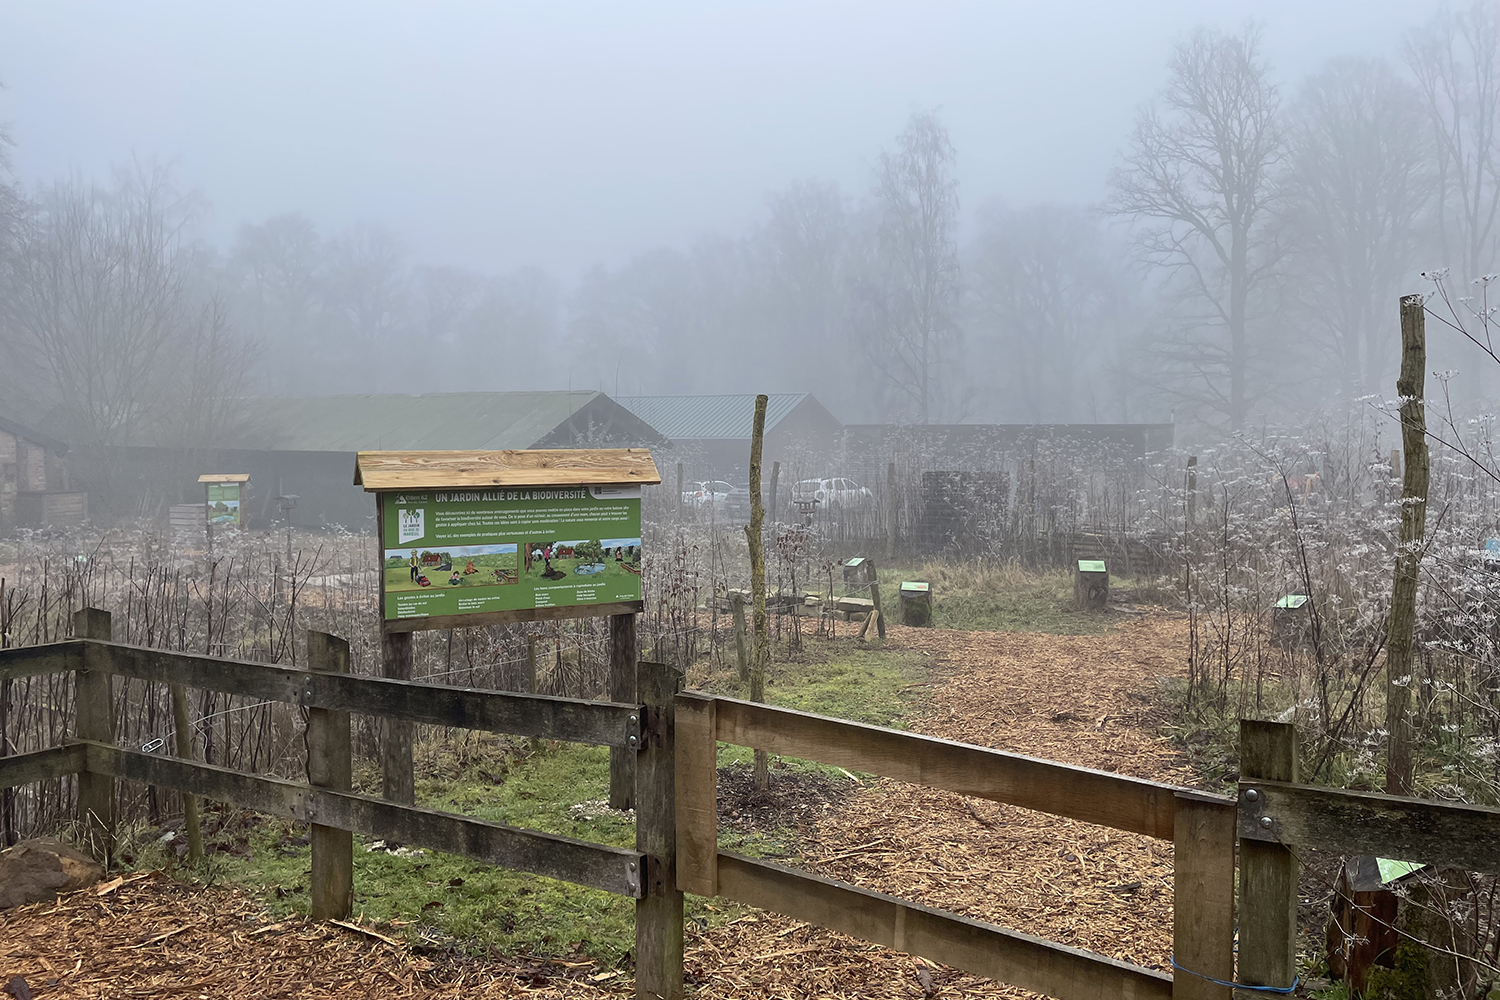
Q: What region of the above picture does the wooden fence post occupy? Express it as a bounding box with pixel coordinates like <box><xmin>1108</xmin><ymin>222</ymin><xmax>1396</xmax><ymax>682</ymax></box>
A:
<box><xmin>610</xmin><ymin>613</ymin><xmax>637</xmax><ymax>811</ymax></box>
<box><xmin>730</xmin><ymin>593</ymin><xmax>749</xmax><ymax>684</ymax></box>
<box><xmin>168</xmin><ymin>681</ymin><xmax>203</xmax><ymax>862</ymax></box>
<box><xmin>307</xmin><ymin>630</ymin><xmax>354</xmax><ymax>921</ymax></box>
<box><xmin>1238</xmin><ymin>720</ymin><xmax>1299</xmax><ymax>992</ymax></box>
<box><xmin>381</xmin><ymin>629</ymin><xmax>415</xmax><ymax>805</ymax></box>
<box><xmin>886</xmin><ymin>460</ymin><xmax>897</xmax><ymax>559</ymax></box>
<box><xmin>674</xmin><ymin>691</ymin><xmax>717</xmax><ymax>899</ymax></box>
<box><xmin>635</xmin><ymin>660</ymin><xmax>684</xmax><ymax>1000</ymax></box>
<box><xmin>73</xmin><ymin>608</ymin><xmax>115</xmax><ymax>863</ymax></box>
<box><xmin>1172</xmin><ymin>793</ymin><xmax>1235</xmax><ymax>1000</ymax></box>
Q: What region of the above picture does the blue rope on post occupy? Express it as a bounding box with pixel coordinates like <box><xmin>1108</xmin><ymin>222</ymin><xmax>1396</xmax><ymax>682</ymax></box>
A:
<box><xmin>1170</xmin><ymin>954</ymin><xmax>1299</xmax><ymax>994</ymax></box>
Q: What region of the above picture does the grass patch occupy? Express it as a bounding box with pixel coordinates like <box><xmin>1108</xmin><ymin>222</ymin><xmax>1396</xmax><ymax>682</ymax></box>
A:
<box><xmin>872</xmin><ymin>562</ymin><xmax>1111</xmax><ymax>635</ymax></box>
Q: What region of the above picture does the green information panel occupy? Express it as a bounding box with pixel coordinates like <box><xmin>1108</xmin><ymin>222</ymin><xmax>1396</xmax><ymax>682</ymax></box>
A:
<box><xmin>380</xmin><ymin>486</ymin><xmax>643</xmax><ymax>622</ymax></box>
<box><xmin>207</xmin><ymin>483</ymin><xmax>242</xmax><ymax>527</ymax></box>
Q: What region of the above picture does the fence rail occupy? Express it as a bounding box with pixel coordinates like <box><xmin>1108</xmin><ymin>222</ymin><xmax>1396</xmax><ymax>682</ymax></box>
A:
<box><xmin>7</xmin><ymin>615</ymin><xmax>1500</xmax><ymax>999</ymax></box>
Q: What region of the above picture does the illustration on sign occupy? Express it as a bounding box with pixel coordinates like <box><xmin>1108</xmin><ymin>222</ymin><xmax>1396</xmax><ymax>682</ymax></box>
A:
<box><xmin>206</xmin><ymin>483</ymin><xmax>242</xmax><ymax>527</ymax></box>
<box><xmin>381</xmin><ymin>485</ymin><xmax>642</xmax><ymax>621</ymax></box>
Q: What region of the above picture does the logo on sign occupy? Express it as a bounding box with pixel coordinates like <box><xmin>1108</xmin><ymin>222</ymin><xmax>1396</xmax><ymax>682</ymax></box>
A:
<box><xmin>398</xmin><ymin>507</ymin><xmax>424</xmax><ymax>544</ymax></box>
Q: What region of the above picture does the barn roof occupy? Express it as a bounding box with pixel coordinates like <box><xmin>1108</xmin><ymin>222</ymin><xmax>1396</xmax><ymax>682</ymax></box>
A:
<box><xmin>241</xmin><ymin>391</ymin><xmax>661</xmax><ymax>453</ymax></box>
<box><xmin>613</xmin><ymin>394</ymin><xmax>826</xmax><ymax>441</ymax></box>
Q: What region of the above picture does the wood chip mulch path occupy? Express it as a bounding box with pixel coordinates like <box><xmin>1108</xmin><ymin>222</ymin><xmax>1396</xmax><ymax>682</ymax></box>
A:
<box><xmin>1</xmin><ymin>613</ymin><xmax>1201</xmax><ymax>998</ymax></box>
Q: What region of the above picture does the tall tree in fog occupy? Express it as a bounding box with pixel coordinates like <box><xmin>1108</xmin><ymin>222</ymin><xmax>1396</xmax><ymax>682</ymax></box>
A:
<box><xmin>968</xmin><ymin>205</ymin><xmax>1125</xmax><ymax>421</ymax></box>
<box><xmin>228</xmin><ymin>212</ymin><xmax>323</xmax><ymax>390</ymax></box>
<box><xmin>761</xmin><ymin>180</ymin><xmax>850</xmax><ymax>402</ymax></box>
<box><xmin>1108</xmin><ymin>26</ymin><xmax>1284</xmax><ymax>430</ymax></box>
<box><xmin>1285</xmin><ymin>58</ymin><xmax>1430</xmax><ymax>397</ymax></box>
<box><xmin>323</xmin><ymin>224</ymin><xmax>408</xmax><ymax>378</ymax></box>
<box><xmin>4</xmin><ymin>164</ymin><xmax>253</xmax><ymax>450</ymax></box>
<box><xmin>858</xmin><ymin>110</ymin><xmax>961</xmax><ymax>424</ymax></box>
<box><xmin>1407</xmin><ymin>4</ymin><xmax>1500</xmax><ymax>290</ymax></box>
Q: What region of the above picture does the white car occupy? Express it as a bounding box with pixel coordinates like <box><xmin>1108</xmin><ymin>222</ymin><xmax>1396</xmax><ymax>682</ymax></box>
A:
<box><xmin>683</xmin><ymin>481</ymin><xmax>734</xmax><ymax>506</ymax></box>
<box><xmin>791</xmin><ymin>477</ymin><xmax>873</xmax><ymax>511</ymax></box>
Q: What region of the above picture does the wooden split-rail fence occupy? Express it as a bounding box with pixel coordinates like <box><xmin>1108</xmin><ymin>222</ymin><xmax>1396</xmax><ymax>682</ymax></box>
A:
<box><xmin>4</xmin><ymin>610</ymin><xmax>1500</xmax><ymax>1000</ymax></box>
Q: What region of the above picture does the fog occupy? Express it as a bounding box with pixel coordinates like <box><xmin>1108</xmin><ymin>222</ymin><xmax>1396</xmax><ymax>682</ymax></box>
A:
<box><xmin>3</xmin><ymin>0</ymin><xmax>1493</xmax><ymax>439</ymax></box>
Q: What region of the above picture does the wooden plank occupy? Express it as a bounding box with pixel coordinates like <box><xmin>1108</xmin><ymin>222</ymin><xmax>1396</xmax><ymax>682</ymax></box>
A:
<box><xmin>674</xmin><ymin>691</ymin><xmax>717</xmax><ymax>898</ymax></box>
<box><xmin>86</xmin><ymin>641</ymin><xmax>640</xmax><ymax>746</ymax></box>
<box><xmin>0</xmin><ymin>641</ymin><xmax>85</xmax><ymax>681</ymax></box>
<box><xmin>716</xmin><ymin>852</ymin><xmax>1172</xmax><ymax>1000</ymax></box>
<box><xmin>168</xmin><ymin>677</ymin><xmax>203</xmax><ymax>862</ymax></box>
<box><xmin>0</xmin><ymin>744</ymin><xmax>86</xmax><ymax>789</ymax></box>
<box><xmin>714</xmin><ymin>697</ymin><xmax>1197</xmax><ymax>839</ymax></box>
<box><xmin>636</xmin><ymin>661</ymin><xmax>683</xmax><ymax>1000</ymax></box>
<box><xmin>1236</xmin><ymin>720</ymin><xmax>1298</xmax><ymax>992</ymax></box>
<box><xmin>354</xmin><ymin>448</ymin><xmax>663</xmax><ymax>490</ymax></box>
<box><xmin>382</xmin><ymin>630</ymin><xmax>415</xmax><ymax>806</ymax></box>
<box><xmin>88</xmin><ymin>744</ymin><xmax>644</xmax><ymax>897</ymax></box>
<box><xmin>1238</xmin><ymin>778</ymin><xmax>1500</xmax><ymax>874</ymax></box>
<box><xmin>196</xmin><ymin>473</ymin><xmax>250</xmax><ymax>483</ymax></box>
<box><xmin>307</xmin><ymin>631</ymin><xmax>353</xmax><ymax>921</ymax></box>
<box><xmin>609</xmin><ymin>613</ymin><xmax>637</xmax><ymax>811</ymax></box>
<box><xmin>1171</xmin><ymin>793</ymin><xmax>1234</xmax><ymax>1000</ymax></box>
<box><xmin>382</xmin><ymin>601</ymin><xmax>645</xmax><ymax>633</ymax></box>
<box><xmin>73</xmin><ymin>609</ymin><xmax>115</xmax><ymax>864</ymax></box>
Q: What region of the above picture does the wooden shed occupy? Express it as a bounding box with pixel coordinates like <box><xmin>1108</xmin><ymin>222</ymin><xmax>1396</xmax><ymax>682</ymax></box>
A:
<box><xmin>0</xmin><ymin>413</ymin><xmax>86</xmax><ymax>528</ymax></box>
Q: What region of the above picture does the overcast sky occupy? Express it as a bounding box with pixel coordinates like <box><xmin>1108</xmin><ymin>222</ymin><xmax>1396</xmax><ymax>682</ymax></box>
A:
<box><xmin>1</xmin><ymin>0</ymin><xmax>1445</xmax><ymax>280</ymax></box>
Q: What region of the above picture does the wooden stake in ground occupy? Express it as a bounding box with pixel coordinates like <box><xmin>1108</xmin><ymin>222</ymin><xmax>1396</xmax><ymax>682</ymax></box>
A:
<box><xmin>1386</xmin><ymin>294</ymin><xmax>1429</xmax><ymax>797</ymax></box>
<box><xmin>731</xmin><ymin>592</ymin><xmax>749</xmax><ymax>683</ymax></box>
<box><xmin>635</xmin><ymin>660</ymin><xmax>684</xmax><ymax>1000</ymax></box>
<box><xmin>744</xmin><ymin>393</ymin><xmax>770</xmax><ymax>793</ymax></box>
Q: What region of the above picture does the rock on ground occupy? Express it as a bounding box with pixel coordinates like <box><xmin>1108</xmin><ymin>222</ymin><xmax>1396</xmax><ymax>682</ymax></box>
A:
<box><xmin>0</xmin><ymin>839</ymin><xmax>104</xmax><ymax>909</ymax></box>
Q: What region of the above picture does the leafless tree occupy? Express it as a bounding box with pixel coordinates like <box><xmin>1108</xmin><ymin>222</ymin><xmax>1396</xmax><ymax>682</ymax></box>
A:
<box><xmin>322</xmin><ymin>223</ymin><xmax>408</xmax><ymax>385</ymax></box>
<box><xmin>760</xmin><ymin>180</ymin><xmax>851</xmax><ymax>406</ymax></box>
<box><xmin>1284</xmin><ymin>57</ymin><xmax>1431</xmax><ymax>397</ymax></box>
<box><xmin>857</xmin><ymin>110</ymin><xmax>962</xmax><ymax>424</ymax></box>
<box><xmin>1406</xmin><ymin>4</ymin><xmax>1500</xmax><ymax>289</ymax></box>
<box><xmin>967</xmin><ymin>203</ymin><xmax>1129</xmax><ymax>421</ymax></box>
<box><xmin>5</xmin><ymin>163</ymin><xmax>220</xmax><ymax>449</ymax></box>
<box><xmin>1108</xmin><ymin>26</ymin><xmax>1285</xmax><ymax>430</ymax></box>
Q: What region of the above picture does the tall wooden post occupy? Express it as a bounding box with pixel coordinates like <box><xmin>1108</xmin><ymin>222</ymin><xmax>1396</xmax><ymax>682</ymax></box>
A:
<box><xmin>1172</xmin><ymin>793</ymin><xmax>1235</xmax><ymax>1000</ymax></box>
<box><xmin>768</xmin><ymin>461</ymin><xmax>780</xmax><ymax>524</ymax></box>
<box><xmin>886</xmin><ymin>460</ymin><xmax>897</xmax><ymax>559</ymax></box>
<box><xmin>1237</xmin><ymin>719</ymin><xmax>1299</xmax><ymax>992</ymax></box>
<box><xmin>381</xmin><ymin>629</ymin><xmax>415</xmax><ymax>805</ymax></box>
<box><xmin>1386</xmin><ymin>295</ymin><xmax>1429</xmax><ymax>797</ymax></box>
<box><xmin>730</xmin><ymin>592</ymin><xmax>749</xmax><ymax>684</ymax></box>
<box><xmin>73</xmin><ymin>608</ymin><xmax>115</xmax><ymax>863</ymax></box>
<box><xmin>609</xmin><ymin>613</ymin><xmax>637</xmax><ymax>811</ymax></box>
<box><xmin>307</xmin><ymin>630</ymin><xmax>353</xmax><ymax>920</ymax></box>
<box><xmin>675</xmin><ymin>463</ymin><xmax>684</xmax><ymax>523</ymax></box>
<box><xmin>169</xmin><ymin>681</ymin><xmax>203</xmax><ymax>861</ymax></box>
<box><xmin>744</xmin><ymin>394</ymin><xmax>769</xmax><ymax>793</ymax></box>
<box><xmin>635</xmin><ymin>660</ymin><xmax>683</xmax><ymax>1000</ymax></box>
<box><xmin>866</xmin><ymin>560</ymin><xmax>886</xmax><ymax>640</ymax></box>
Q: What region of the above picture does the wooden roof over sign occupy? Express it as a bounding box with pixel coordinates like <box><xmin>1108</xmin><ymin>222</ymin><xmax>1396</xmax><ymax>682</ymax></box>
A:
<box><xmin>354</xmin><ymin>448</ymin><xmax>663</xmax><ymax>491</ymax></box>
<box><xmin>197</xmin><ymin>473</ymin><xmax>250</xmax><ymax>483</ymax></box>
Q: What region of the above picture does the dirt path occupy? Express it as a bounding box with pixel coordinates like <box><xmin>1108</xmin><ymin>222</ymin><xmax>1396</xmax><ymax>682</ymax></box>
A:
<box><xmin>687</xmin><ymin>613</ymin><xmax>1200</xmax><ymax>999</ymax></box>
<box><xmin>0</xmin><ymin>614</ymin><xmax>1200</xmax><ymax>999</ymax></box>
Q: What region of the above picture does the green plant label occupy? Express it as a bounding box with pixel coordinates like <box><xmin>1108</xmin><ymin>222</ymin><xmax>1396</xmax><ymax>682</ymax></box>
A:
<box><xmin>380</xmin><ymin>486</ymin><xmax>643</xmax><ymax>622</ymax></box>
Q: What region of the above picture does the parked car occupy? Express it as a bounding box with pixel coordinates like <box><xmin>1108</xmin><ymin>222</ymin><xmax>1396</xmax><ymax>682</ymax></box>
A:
<box><xmin>790</xmin><ymin>477</ymin><xmax>873</xmax><ymax>512</ymax></box>
<box><xmin>682</xmin><ymin>481</ymin><xmax>734</xmax><ymax>507</ymax></box>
